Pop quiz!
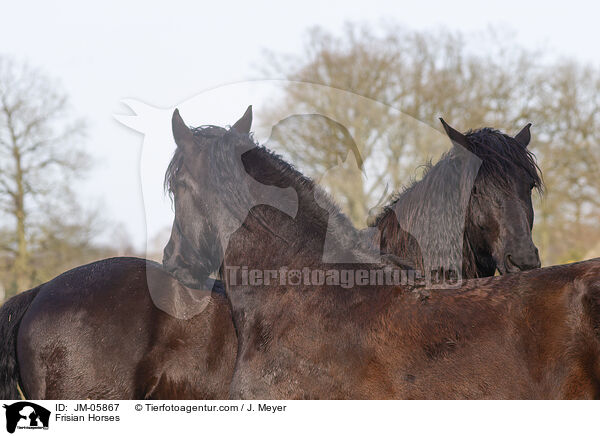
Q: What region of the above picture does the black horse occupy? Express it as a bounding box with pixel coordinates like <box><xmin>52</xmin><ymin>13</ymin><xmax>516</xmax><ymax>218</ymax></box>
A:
<box><xmin>369</xmin><ymin>119</ymin><xmax>542</xmax><ymax>280</ymax></box>
<box><xmin>0</xmin><ymin>258</ymin><xmax>236</xmax><ymax>399</ymax></box>
<box><xmin>0</xmin><ymin>108</ymin><xmax>543</xmax><ymax>399</ymax></box>
<box><xmin>163</xmin><ymin>108</ymin><xmax>600</xmax><ymax>399</ymax></box>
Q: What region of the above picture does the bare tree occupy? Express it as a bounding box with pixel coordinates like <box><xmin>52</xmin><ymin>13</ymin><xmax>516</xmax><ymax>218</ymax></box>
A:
<box><xmin>261</xmin><ymin>23</ymin><xmax>600</xmax><ymax>265</ymax></box>
<box><xmin>0</xmin><ymin>57</ymin><xmax>88</xmax><ymax>294</ymax></box>
<box><xmin>261</xmin><ymin>25</ymin><xmax>537</xmax><ymax>222</ymax></box>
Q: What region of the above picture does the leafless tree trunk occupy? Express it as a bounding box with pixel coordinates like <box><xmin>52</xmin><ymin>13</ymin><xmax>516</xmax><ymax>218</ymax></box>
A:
<box><xmin>0</xmin><ymin>57</ymin><xmax>88</xmax><ymax>295</ymax></box>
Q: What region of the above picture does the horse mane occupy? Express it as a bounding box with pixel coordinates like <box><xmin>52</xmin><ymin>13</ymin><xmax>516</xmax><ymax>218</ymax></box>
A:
<box><xmin>377</xmin><ymin>127</ymin><xmax>542</xmax><ymax>218</ymax></box>
<box><xmin>461</xmin><ymin>127</ymin><xmax>543</xmax><ymax>194</ymax></box>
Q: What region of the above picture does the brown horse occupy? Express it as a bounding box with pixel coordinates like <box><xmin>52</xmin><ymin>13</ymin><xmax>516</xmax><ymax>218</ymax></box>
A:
<box><xmin>165</xmin><ymin>108</ymin><xmax>600</xmax><ymax>399</ymax></box>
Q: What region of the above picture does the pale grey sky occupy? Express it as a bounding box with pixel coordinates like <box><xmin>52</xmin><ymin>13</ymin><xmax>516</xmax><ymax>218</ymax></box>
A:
<box><xmin>2</xmin><ymin>0</ymin><xmax>599</xmax><ymax>250</ymax></box>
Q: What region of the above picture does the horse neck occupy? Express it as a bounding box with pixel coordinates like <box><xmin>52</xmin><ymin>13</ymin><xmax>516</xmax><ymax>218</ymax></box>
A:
<box><xmin>224</xmin><ymin>183</ymin><xmax>372</xmax><ymax>269</ymax></box>
<box><xmin>223</xmin><ymin>216</ymin><xmax>403</xmax><ymax>354</ymax></box>
<box><xmin>378</xmin><ymin>159</ymin><xmax>476</xmax><ymax>278</ymax></box>
<box><xmin>221</xmin><ymin>184</ymin><xmax>398</xmax><ymax>333</ymax></box>
<box><xmin>377</xmin><ymin>209</ymin><xmax>488</xmax><ymax>279</ymax></box>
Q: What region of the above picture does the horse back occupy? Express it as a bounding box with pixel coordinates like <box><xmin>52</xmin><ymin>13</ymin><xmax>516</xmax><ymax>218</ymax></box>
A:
<box><xmin>17</xmin><ymin>257</ymin><xmax>236</xmax><ymax>400</ymax></box>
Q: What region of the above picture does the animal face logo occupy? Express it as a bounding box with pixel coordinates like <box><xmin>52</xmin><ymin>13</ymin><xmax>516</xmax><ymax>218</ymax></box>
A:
<box><xmin>3</xmin><ymin>402</ymin><xmax>50</xmax><ymax>433</ymax></box>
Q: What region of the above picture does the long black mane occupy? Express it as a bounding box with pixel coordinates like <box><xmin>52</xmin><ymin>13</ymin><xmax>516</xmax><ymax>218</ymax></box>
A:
<box><xmin>374</xmin><ymin>127</ymin><xmax>543</xmax><ymax>221</ymax></box>
<box><xmin>460</xmin><ymin>127</ymin><xmax>542</xmax><ymax>194</ymax></box>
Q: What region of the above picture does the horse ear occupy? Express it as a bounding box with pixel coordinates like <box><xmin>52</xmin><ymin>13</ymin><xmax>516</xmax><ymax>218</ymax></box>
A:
<box><xmin>514</xmin><ymin>123</ymin><xmax>532</xmax><ymax>148</ymax></box>
<box><xmin>172</xmin><ymin>109</ymin><xmax>196</xmax><ymax>154</ymax></box>
<box><xmin>439</xmin><ymin>118</ymin><xmax>472</xmax><ymax>151</ymax></box>
<box><xmin>232</xmin><ymin>105</ymin><xmax>253</xmax><ymax>134</ymax></box>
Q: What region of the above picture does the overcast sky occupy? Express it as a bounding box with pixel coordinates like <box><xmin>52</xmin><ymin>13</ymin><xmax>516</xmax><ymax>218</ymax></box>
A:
<box><xmin>2</xmin><ymin>0</ymin><xmax>599</xmax><ymax>251</ymax></box>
